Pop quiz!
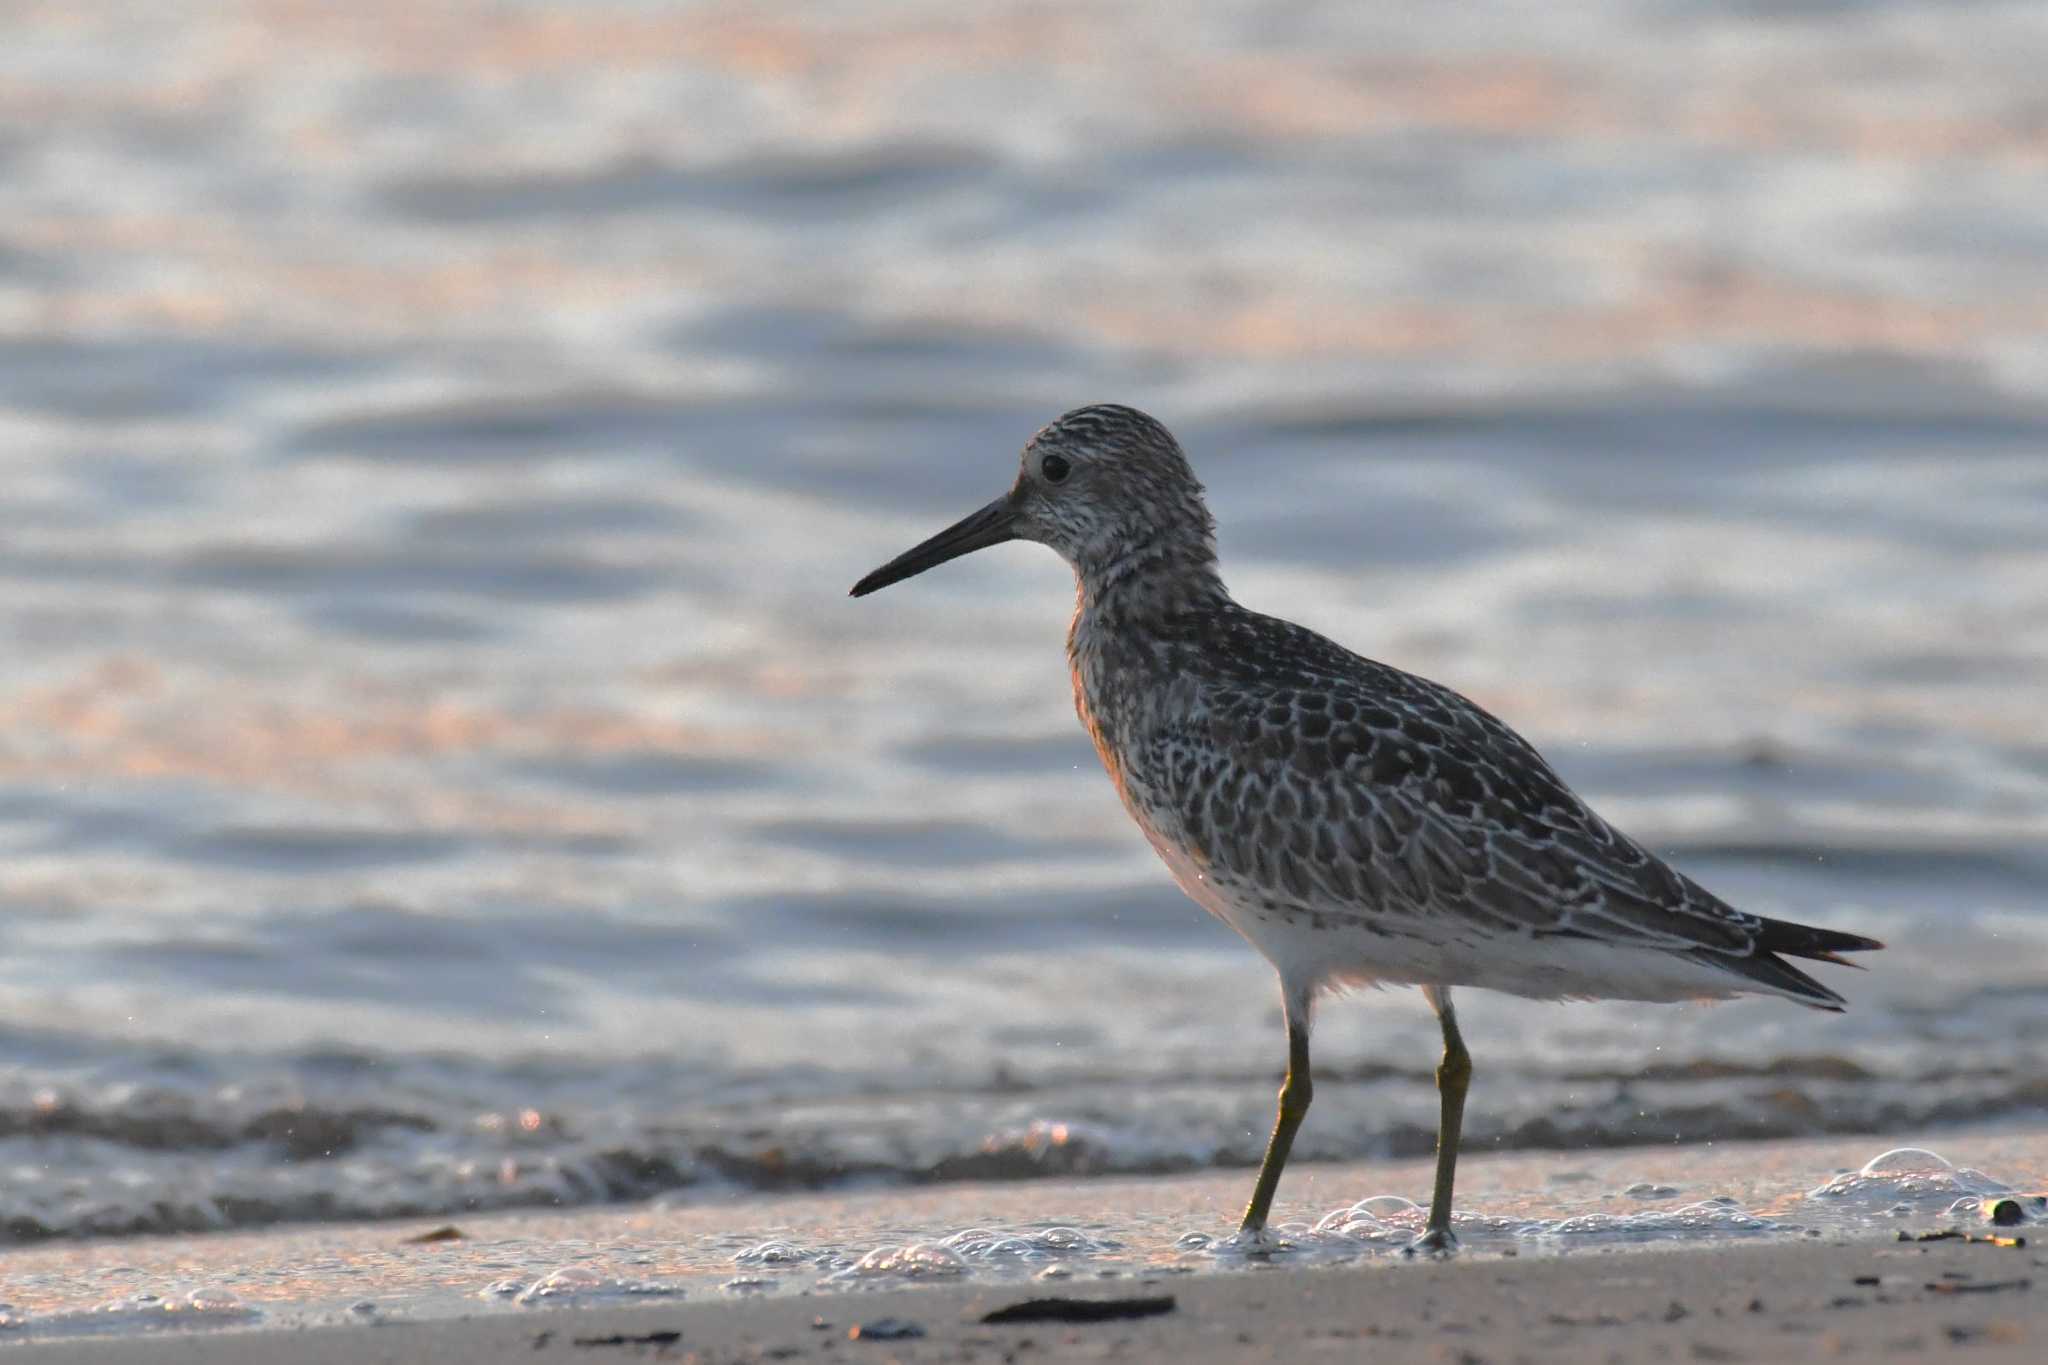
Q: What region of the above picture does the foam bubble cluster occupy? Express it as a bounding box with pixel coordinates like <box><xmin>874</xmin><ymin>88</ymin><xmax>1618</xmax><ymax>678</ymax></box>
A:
<box><xmin>1805</xmin><ymin>1147</ymin><xmax>2008</xmax><ymax>1205</ymax></box>
<box><xmin>825</xmin><ymin>1242</ymin><xmax>971</xmax><ymax>1281</ymax></box>
<box><xmin>1179</xmin><ymin>1189</ymin><xmax>1778</xmax><ymax>1255</ymax></box>
<box><xmin>938</xmin><ymin>1225</ymin><xmax>1117</xmax><ymax>1259</ymax></box>
<box><xmin>0</xmin><ymin>1290</ymin><xmax>258</xmax><ymax>1340</ymax></box>
<box><xmin>607</xmin><ymin>1146</ymin><xmax>2044</xmax><ymax>1308</ymax></box>
<box><xmin>738</xmin><ymin>1223</ymin><xmax>1122</xmax><ymax>1286</ymax></box>
<box><xmin>734</xmin><ymin>1240</ymin><xmax>813</xmax><ymax>1265</ymax></box>
<box><xmin>478</xmin><ymin>1266</ymin><xmax>685</xmax><ymax>1305</ymax></box>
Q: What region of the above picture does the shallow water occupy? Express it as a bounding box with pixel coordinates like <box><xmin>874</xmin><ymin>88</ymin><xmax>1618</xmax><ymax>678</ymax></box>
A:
<box><xmin>2</xmin><ymin>1</ymin><xmax>2048</xmax><ymax>1242</ymax></box>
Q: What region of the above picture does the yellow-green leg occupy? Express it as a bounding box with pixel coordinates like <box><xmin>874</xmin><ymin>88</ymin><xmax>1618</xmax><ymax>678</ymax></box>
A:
<box><xmin>1238</xmin><ymin>1005</ymin><xmax>1312</xmax><ymax>1235</ymax></box>
<box><xmin>1412</xmin><ymin>985</ymin><xmax>1471</xmax><ymax>1254</ymax></box>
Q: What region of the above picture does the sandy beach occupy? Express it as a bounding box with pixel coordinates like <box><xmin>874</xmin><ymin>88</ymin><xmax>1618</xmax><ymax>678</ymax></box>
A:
<box><xmin>3</xmin><ymin>1130</ymin><xmax>2041</xmax><ymax>1359</ymax></box>
<box><xmin>10</xmin><ymin>1216</ymin><xmax>2042</xmax><ymax>1363</ymax></box>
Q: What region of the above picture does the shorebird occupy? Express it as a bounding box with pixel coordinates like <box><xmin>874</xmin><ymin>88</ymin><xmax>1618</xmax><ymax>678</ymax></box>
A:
<box><xmin>850</xmin><ymin>404</ymin><xmax>1881</xmax><ymax>1253</ymax></box>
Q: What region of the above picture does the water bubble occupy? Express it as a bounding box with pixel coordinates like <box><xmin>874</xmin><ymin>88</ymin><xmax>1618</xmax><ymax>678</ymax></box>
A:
<box><xmin>1806</xmin><ymin>1148</ymin><xmax>2009</xmax><ymax>1203</ymax></box>
<box><xmin>1306</xmin><ymin>1194</ymin><xmax>1427</xmax><ymax>1243</ymax></box>
<box><xmin>1864</xmin><ymin>1148</ymin><xmax>1951</xmax><ymax>1175</ymax></box>
<box><xmin>1352</xmin><ymin>1195</ymin><xmax>1422</xmax><ymax>1219</ymax></box>
<box><xmin>985</xmin><ymin>1237</ymin><xmax>1042</xmax><ymax>1258</ymax></box>
<box><xmin>827</xmin><ymin>1243</ymin><xmax>970</xmax><ymax>1281</ymax></box>
<box><xmin>1036</xmin><ymin>1226</ymin><xmax>1097</xmax><ymax>1250</ymax></box>
<box><xmin>512</xmin><ymin>1267</ymin><xmax>684</xmax><ymax>1304</ymax></box>
<box><xmin>938</xmin><ymin>1227</ymin><xmax>999</xmax><ymax>1249</ymax></box>
<box><xmin>516</xmin><ymin>1267</ymin><xmax>604</xmax><ymax>1302</ymax></box>
<box><xmin>1623</xmin><ymin>1183</ymin><xmax>1681</xmax><ymax>1199</ymax></box>
<box><xmin>734</xmin><ymin>1240</ymin><xmax>811</xmax><ymax>1265</ymax></box>
<box><xmin>935</xmin><ymin>1226</ymin><xmax>1115</xmax><ymax>1261</ymax></box>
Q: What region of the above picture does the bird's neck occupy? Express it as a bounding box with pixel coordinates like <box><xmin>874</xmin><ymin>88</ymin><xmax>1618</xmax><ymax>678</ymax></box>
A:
<box><xmin>1070</xmin><ymin>536</ymin><xmax>1229</xmax><ymax>636</ymax></box>
<box><xmin>1066</xmin><ymin>542</ymin><xmax>1225</xmax><ymax>771</ymax></box>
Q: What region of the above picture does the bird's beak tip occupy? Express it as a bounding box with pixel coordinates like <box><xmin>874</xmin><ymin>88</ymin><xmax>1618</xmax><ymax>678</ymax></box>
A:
<box><xmin>846</xmin><ymin>494</ymin><xmax>1019</xmax><ymax>602</ymax></box>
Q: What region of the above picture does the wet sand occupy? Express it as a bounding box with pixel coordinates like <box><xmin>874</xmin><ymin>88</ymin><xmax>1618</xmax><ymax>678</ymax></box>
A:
<box><xmin>0</xmin><ymin>1130</ymin><xmax>2040</xmax><ymax>1357</ymax></box>
<box><xmin>12</xmin><ymin>1234</ymin><xmax>2043</xmax><ymax>1363</ymax></box>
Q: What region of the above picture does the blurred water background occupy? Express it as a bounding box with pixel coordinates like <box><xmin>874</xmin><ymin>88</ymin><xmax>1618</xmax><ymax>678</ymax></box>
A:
<box><xmin>0</xmin><ymin>0</ymin><xmax>2045</xmax><ymax>1242</ymax></box>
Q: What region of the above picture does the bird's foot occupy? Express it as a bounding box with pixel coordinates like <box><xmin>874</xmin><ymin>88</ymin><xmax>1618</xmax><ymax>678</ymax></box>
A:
<box><xmin>1220</xmin><ymin>1224</ymin><xmax>1288</xmax><ymax>1256</ymax></box>
<box><xmin>1404</xmin><ymin>1225</ymin><xmax>1460</xmax><ymax>1258</ymax></box>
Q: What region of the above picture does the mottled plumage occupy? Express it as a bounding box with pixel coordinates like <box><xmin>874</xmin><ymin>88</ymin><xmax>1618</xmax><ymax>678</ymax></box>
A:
<box><xmin>1078</xmin><ymin>596</ymin><xmax>1863</xmax><ymax>1008</ymax></box>
<box><xmin>852</xmin><ymin>403</ymin><xmax>1881</xmax><ymax>1251</ymax></box>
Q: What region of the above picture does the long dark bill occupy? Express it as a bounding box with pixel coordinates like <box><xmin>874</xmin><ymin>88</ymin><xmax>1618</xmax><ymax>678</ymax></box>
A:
<box><xmin>849</xmin><ymin>494</ymin><xmax>1020</xmax><ymax>597</ymax></box>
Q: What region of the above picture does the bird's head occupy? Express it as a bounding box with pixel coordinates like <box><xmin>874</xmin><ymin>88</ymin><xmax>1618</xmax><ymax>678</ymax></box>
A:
<box><xmin>850</xmin><ymin>404</ymin><xmax>1216</xmax><ymax>598</ymax></box>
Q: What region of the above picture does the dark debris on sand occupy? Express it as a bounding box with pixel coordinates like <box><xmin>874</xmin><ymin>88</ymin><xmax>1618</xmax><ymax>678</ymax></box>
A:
<box><xmin>848</xmin><ymin>1317</ymin><xmax>926</xmax><ymax>1341</ymax></box>
<box><xmin>980</xmin><ymin>1294</ymin><xmax>1177</xmax><ymax>1325</ymax></box>
<box><xmin>1898</xmin><ymin>1228</ymin><xmax>2028</xmax><ymax>1248</ymax></box>
<box><xmin>572</xmin><ymin>1329</ymin><xmax>683</xmax><ymax>1348</ymax></box>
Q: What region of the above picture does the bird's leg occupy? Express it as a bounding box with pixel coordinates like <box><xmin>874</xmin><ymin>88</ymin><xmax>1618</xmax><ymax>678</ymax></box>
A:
<box><xmin>1238</xmin><ymin>1002</ymin><xmax>1312</xmax><ymax>1237</ymax></box>
<box><xmin>1413</xmin><ymin>985</ymin><xmax>1471</xmax><ymax>1255</ymax></box>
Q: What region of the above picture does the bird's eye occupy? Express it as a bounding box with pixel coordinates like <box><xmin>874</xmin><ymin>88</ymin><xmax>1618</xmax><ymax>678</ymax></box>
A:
<box><xmin>1041</xmin><ymin>453</ymin><xmax>1071</xmax><ymax>483</ymax></box>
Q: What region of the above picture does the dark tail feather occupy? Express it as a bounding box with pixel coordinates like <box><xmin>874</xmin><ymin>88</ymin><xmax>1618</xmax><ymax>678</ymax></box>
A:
<box><xmin>1698</xmin><ymin>917</ymin><xmax>1884</xmax><ymax>1012</ymax></box>
<box><xmin>1755</xmin><ymin>918</ymin><xmax>1886</xmax><ymax>962</ymax></box>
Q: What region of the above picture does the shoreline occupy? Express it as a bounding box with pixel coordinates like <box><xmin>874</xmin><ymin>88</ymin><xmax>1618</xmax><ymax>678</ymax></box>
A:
<box><xmin>10</xmin><ymin>1234</ymin><xmax>2043</xmax><ymax>1362</ymax></box>
<box><xmin>0</xmin><ymin>1126</ymin><xmax>2041</xmax><ymax>1356</ymax></box>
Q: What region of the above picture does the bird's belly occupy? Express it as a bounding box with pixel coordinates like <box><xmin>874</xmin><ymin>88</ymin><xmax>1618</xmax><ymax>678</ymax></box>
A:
<box><xmin>1144</xmin><ymin>833</ymin><xmax>1743</xmax><ymax>1001</ymax></box>
<box><xmin>1113</xmin><ymin>778</ymin><xmax>1228</xmax><ymax>918</ymax></box>
<box><xmin>1118</xmin><ymin>780</ymin><xmax>1734</xmax><ymax>1002</ymax></box>
<box><xmin>1133</xmin><ymin>811</ymin><xmax>1238</xmax><ymax>924</ymax></box>
<box><xmin>1118</xmin><ymin>784</ymin><xmax>1392</xmax><ymax>987</ymax></box>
